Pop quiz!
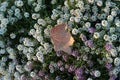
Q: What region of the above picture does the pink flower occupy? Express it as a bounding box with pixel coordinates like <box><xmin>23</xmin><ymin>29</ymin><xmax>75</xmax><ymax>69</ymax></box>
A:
<box><xmin>105</xmin><ymin>42</ymin><xmax>113</xmax><ymax>51</ymax></box>
<box><xmin>38</xmin><ymin>70</ymin><xmax>45</xmax><ymax>77</ymax></box>
<box><xmin>72</xmin><ymin>49</ymin><xmax>79</xmax><ymax>57</ymax></box>
<box><xmin>80</xmin><ymin>34</ymin><xmax>87</xmax><ymax>42</ymax></box>
<box><xmin>68</xmin><ymin>65</ymin><xmax>76</xmax><ymax>73</ymax></box>
<box><xmin>20</xmin><ymin>74</ymin><xmax>26</xmax><ymax>80</ymax></box>
<box><xmin>88</xmin><ymin>27</ymin><xmax>95</xmax><ymax>33</ymax></box>
<box><xmin>85</xmin><ymin>40</ymin><xmax>94</xmax><ymax>48</ymax></box>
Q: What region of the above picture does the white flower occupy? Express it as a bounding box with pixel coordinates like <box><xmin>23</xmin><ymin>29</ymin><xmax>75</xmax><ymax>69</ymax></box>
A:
<box><xmin>3</xmin><ymin>73</ymin><xmax>11</xmax><ymax>80</ymax></box>
<box><xmin>43</xmin><ymin>43</ymin><xmax>50</xmax><ymax>50</ymax></box>
<box><xmin>34</xmin><ymin>4</ymin><xmax>41</xmax><ymax>12</ymax></box>
<box><xmin>94</xmin><ymin>32</ymin><xmax>100</xmax><ymax>39</ymax></box>
<box><xmin>36</xmin><ymin>51</ymin><xmax>44</xmax><ymax>63</ymax></box>
<box><xmin>100</xmin><ymin>13</ymin><xmax>107</xmax><ymax>20</ymax></box>
<box><xmin>16</xmin><ymin>65</ymin><xmax>24</xmax><ymax>73</ymax></box>
<box><xmin>6</xmin><ymin>47</ymin><xmax>15</xmax><ymax>54</ymax></box>
<box><xmin>92</xmin><ymin>5</ymin><xmax>98</xmax><ymax>13</ymax></box>
<box><xmin>24</xmin><ymin>12</ymin><xmax>29</xmax><ymax>18</ymax></box>
<box><xmin>64</xmin><ymin>1</ymin><xmax>69</xmax><ymax>7</ymax></box>
<box><xmin>32</xmin><ymin>13</ymin><xmax>40</xmax><ymax>20</ymax></box>
<box><xmin>114</xmin><ymin>57</ymin><xmax>120</xmax><ymax>66</ymax></box>
<box><xmin>107</xmin><ymin>15</ymin><xmax>114</xmax><ymax>21</ymax></box>
<box><xmin>57</xmin><ymin>18</ymin><xmax>65</xmax><ymax>24</ymax></box>
<box><xmin>70</xmin><ymin>16</ymin><xmax>75</xmax><ymax>22</ymax></box>
<box><xmin>17</xmin><ymin>44</ymin><xmax>24</xmax><ymax>51</ymax></box>
<box><xmin>74</xmin><ymin>17</ymin><xmax>81</xmax><ymax>23</ymax></box>
<box><xmin>27</xmin><ymin>53</ymin><xmax>33</xmax><ymax>60</ymax></box>
<box><xmin>74</xmin><ymin>9</ymin><xmax>83</xmax><ymax>17</ymax></box>
<box><xmin>29</xmin><ymin>29</ymin><xmax>35</xmax><ymax>35</ymax></box>
<box><xmin>8</xmin><ymin>62</ymin><xmax>15</xmax><ymax>73</ymax></box>
<box><xmin>23</xmin><ymin>47</ymin><xmax>28</xmax><ymax>54</ymax></box>
<box><xmin>0</xmin><ymin>40</ymin><xmax>5</xmax><ymax>48</ymax></box>
<box><xmin>68</xmin><ymin>21</ymin><xmax>74</xmax><ymax>27</ymax></box>
<box><xmin>91</xmin><ymin>15</ymin><xmax>97</xmax><ymax>21</ymax></box>
<box><xmin>0</xmin><ymin>49</ymin><xmax>5</xmax><ymax>54</ymax></box>
<box><xmin>83</xmin><ymin>15</ymin><xmax>88</xmax><ymax>21</ymax></box>
<box><xmin>72</xmin><ymin>28</ymin><xmax>79</xmax><ymax>35</ymax></box>
<box><xmin>1</xmin><ymin>57</ymin><xmax>7</xmax><ymax>62</ymax></box>
<box><xmin>36</xmin><ymin>35</ymin><xmax>43</xmax><ymax>42</ymax></box>
<box><xmin>44</xmin><ymin>28</ymin><xmax>50</xmax><ymax>37</ymax></box>
<box><xmin>14</xmin><ymin>12</ymin><xmax>22</xmax><ymax>19</ymax></box>
<box><xmin>96</xmin><ymin>0</ymin><xmax>103</xmax><ymax>7</ymax></box>
<box><xmin>103</xmin><ymin>34</ymin><xmax>110</xmax><ymax>41</ymax></box>
<box><xmin>0</xmin><ymin>61</ymin><xmax>6</xmax><ymax>66</ymax></box>
<box><xmin>1</xmin><ymin>18</ymin><xmax>9</xmax><ymax>25</ymax></box>
<box><xmin>0</xmin><ymin>28</ymin><xmax>7</xmax><ymax>35</ymax></box>
<box><xmin>30</xmin><ymin>71</ymin><xmax>36</xmax><ymax>78</ymax></box>
<box><xmin>15</xmin><ymin>0</ymin><xmax>24</xmax><ymax>7</ymax></box>
<box><xmin>37</xmin><ymin>19</ymin><xmax>46</xmax><ymax>26</ymax></box>
<box><xmin>14</xmin><ymin>72</ymin><xmax>20</xmax><ymax>79</ymax></box>
<box><xmin>94</xmin><ymin>70</ymin><xmax>101</xmax><ymax>77</ymax></box>
<box><xmin>110</xmin><ymin>49</ymin><xmax>118</xmax><ymax>57</ymax></box>
<box><xmin>76</xmin><ymin>1</ymin><xmax>84</xmax><ymax>10</ymax></box>
<box><xmin>38</xmin><ymin>56</ymin><xmax>44</xmax><ymax>63</ymax></box>
<box><xmin>70</xmin><ymin>9</ymin><xmax>75</xmax><ymax>15</ymax></box>
<box><xmin>87</xmin><ymin>78</ymin><xmax>93</xmax><ymax>80</ymax></box>
<box><xmin>50</xmin><ymin>67</ymin><xmax>54</xmax><ymax>73</ymax></box>
<box><xmin>95</xmin><ymin>23</ymin><xmax>101</xmax><ymax>30</ymax></box>
<box><xmin>88</xmin><ymin>0</ymin><xmax>94</xmax><ymax>4</ymax></box>
<box><xmin>0</xmin><ymin>66</ymin><xmax>7</xmax><ymax>75</ymax></box>
<box><xmin>111</xmin><ymin>10</ymin><xmax>117</xmax><ymax>17</ymax></box>
<box><xmin>85</xmin><ymin>22</ymin><xmax>91</xmax><ymax>28</ymax></box>
<box><xmin>28</xmin><ymin>47</ymin><xmax>34</xmax><ymax>53</ymax></box>
<box><xmin>51</xmin><ymin>14</ymin><xmax>57</xmax><ymax>20</ymax></box>
<box><xmin>51</xmin><ymin>0</ymin><xmax>57</xmax><ymax>4</ymax></box>
<box><xmin>10</xmin><ymin>33</ymin><xmax>16</xmax><ymax>39</ymax></box>
<box><xmin>115</xmin><ymin>20</ymin><xmax>120</xmax><ymax>27</ymax></box>
<box><xmin>109</xmin><ymin>27</ymin><xmax>115</xmax><ymax>33</ymax></box>
<box><xmin>112</xmin><ymin>68</ymin><xmax>120</xmax><ymax>76</ymax></box>
<box><xmin>111</xmin><ymin>34</ymin><xmax>117</xmax><ymax>41</ymax></box>
<box><xmin>23</xmin><ymin>38</ymin><xmax>34</xmax><ymax>47</ymax></box>
<box><xmin>15</xmin><ymin>8</ymin><xmax>20</xmax><ymax>13</ymax></box>
<box><xmin>101</xmin><ymin>20</ymin><xmax>108</xmax><ymax>27</ymax></box>
<box><xmin>63</xmin><ymin>13</ymin><xmax>70</xmax><ymax>20</ymax></box>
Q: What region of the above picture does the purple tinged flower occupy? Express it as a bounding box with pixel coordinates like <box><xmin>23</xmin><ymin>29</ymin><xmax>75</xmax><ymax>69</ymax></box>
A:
<box><xmin>45</xmin><ymin>75</ymin><xmax>50</xmax><ymax>80</ymax></box>
<box><xmin>56</xmin><ymin>51</ymin><xmax>62</xmax><ymax>57</ymax></box>
<box><xmin>72</xmin><ymin>49</ymin><xmax>79</xmax><ymax>57</ymax></box>
<box><xmin>49</xmin><ymin>64</ymin><xmax>53</xmax><ymax>69</ymax></box>
<box><xmin>55</xmin><ymin>76</ymin><xmax>61</xmax><ymax>80</ymax></box>
<box><xmin>62</xmin><ymin>54</ymin><xmax>68</xmax><ymax>62</ymax></box>
<box><xmin>27</xmin><ymin>61</ymin><xmax>33</xmax><ymax>70</ymax></box>
<box><xmin>77</xmin><ymin>76</ymin><xmax>86</xmax><ymax>80</ymax></box>
<box><xmin>82</xmin><ymin>54</ymin><xmax>88</xmax><ymax>61</ymax></box>
<box><xmin>31</xmin><ymin>77</ymin><xmax>36</xmax><ymax>80</ymax></box>
<box><xmin>20</xmin><ymin>74</ymin><xmax>26</xmax><ymax>80</ymax></box>
<box><xmin>38</xmin><ymin>70</ymin><xmax>45</xmax><ymax>77</ymax></box>
<box><xmin>87</xmin><ymin>60</ymin><xmax>93</xmax><ymax>67</ymax></box>
<box><xmin>109</xmin><ymin>75</ymin><xmax>117</xmax><ymax>80</ymax></box>
<box><xmin>65</xmin><ymin>64</ymin><xmax>69</xmax><ymax>69</ymax></box>
<box><xmin>105</xmin><ymin>42</ymin><xmax>113</xmax><ymax>51</ymax></box>
<box><xmin>57</xmin><ymin>61</ymin><xmax>63</xmax><ymax>67</ymax></box>
<box><xmin>80</xmin><ymin>34</ymin><xmax>87</xmax><ymax>42</ymax></box>
<box><xmin>105</xmin><ymin>63</ymin><xmax>113</xmax><ymax>70</ymax></box>
<box><xmin>88</xmin><ymin>27</ymin><xmax>95</xmax><ymax>33</ymax></box>
<box><xmin>75</xmin><ymin>68</ymin><xmax>83</xmax><ymax>77</ymax></box>
<box><xmin>68</xmin><ymin>65</ymin><xmax>76</xmax><ymax>73</ymax></box>
<box><xmin>60</xmin><ymin>66</ymin><xmax>64</xmax><ymax>71</ymax></box>
<box><xmin>85</xmin><ymin>40</ymin><xmax>94</xmax><ymax>48</ymax></box>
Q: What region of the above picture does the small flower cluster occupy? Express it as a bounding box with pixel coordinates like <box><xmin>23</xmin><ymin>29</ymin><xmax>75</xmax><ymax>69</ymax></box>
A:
<box><xmin>0</xmin><ymin>0</ymin><xmax>120</xmax><ymax>80</ymax></box>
